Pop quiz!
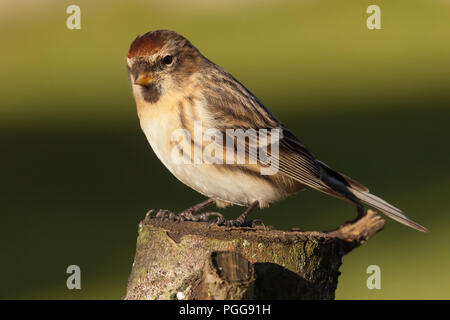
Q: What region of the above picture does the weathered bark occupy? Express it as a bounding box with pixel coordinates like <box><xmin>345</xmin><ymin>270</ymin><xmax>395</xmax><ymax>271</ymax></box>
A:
<box><xmin>124</xmin><ymin>209</ymin><xmax>384</xmax><ymax>300</ymax></box>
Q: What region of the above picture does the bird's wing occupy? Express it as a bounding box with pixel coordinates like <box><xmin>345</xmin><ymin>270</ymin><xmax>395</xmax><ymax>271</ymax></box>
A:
<box><xmin>200</xmin><ymin>71</ymin><xmax>348</xmax><ymax>196</ymax></box>
<box><xmin>200</xmin><ymin>70</ymin><xmax>428</xmax><ymax>232</ymax></box>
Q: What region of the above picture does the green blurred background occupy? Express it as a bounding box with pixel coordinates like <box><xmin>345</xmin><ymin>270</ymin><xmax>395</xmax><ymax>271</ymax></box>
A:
<box><xmin>1</xmin><ymin>0</ymin><xmax>449</xmax><ymax>299</ymax></box>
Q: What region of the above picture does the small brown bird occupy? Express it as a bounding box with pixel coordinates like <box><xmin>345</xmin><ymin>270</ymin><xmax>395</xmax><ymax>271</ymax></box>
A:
<box><xmin>127</xmin><ymin>29</ymin><xmax>427</xmax><ymax>232</ymax></box>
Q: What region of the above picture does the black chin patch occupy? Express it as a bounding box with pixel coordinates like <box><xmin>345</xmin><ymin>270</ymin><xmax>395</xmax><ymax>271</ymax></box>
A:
<box><xmin>140</xmin><ymin>83</ymin><xmax>161</xmax><ymax>103</ymax></box>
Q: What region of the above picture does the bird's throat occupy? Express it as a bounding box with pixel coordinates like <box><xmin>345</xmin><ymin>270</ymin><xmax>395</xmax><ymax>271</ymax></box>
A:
<box><xmin>139</xmin><ymin>83</ymin><xmax>161</xmax><ymax>104</ymax></box>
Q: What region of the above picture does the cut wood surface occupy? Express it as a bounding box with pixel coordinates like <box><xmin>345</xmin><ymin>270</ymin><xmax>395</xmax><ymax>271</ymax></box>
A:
<box><xmin>124</xmin><ymin>209</ymin><xmax>384</xmax><ymax>300</ymax></box>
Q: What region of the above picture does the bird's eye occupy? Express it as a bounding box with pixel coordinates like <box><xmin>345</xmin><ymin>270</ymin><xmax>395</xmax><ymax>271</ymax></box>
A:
<box><xmin>163</xmin><ymin>55</ymin><xmax>173</xmax><ymax>65</ymax></box>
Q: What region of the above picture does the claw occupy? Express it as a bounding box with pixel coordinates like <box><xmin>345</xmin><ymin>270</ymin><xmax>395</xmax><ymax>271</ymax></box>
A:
<box><xmin>208</xmin><ymin>216</ymin><xmax>226</xmax><ymax>227</ymax></box>
<box><xmin>248</xmin><ymin>219</ymin><xmax>264</xmax><ymax>228</ymax></box>
<box><xmin>196</xmin><ymin>211</ymin><xmax>224</xmax><ymax>222</ymax></box>
<box><xmin>145</xmin><ymin>209</ymin><xmax>156</xmax><ymax>217</ymax></box>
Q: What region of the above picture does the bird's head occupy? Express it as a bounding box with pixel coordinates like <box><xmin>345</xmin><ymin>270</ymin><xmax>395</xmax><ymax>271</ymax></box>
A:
<box><xmin>127</xmin><ymin>30</ymin><xmax>202</xmax><ymax>103</ymax></box>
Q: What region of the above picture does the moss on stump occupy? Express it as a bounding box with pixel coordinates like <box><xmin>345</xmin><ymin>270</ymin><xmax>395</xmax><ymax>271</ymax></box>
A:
<box><xmin>124</xmin><ymin>209</ymin><xmax>384</xmax><ymax>300</ymax></box>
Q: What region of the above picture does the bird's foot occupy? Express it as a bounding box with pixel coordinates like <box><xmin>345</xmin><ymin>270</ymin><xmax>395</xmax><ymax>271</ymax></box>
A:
<box><xmin>146</xmin><ymin>199</ymin><xmax>263</xmax><ymax>227</ymax></box>
<box><xmin>216</xmin><ymin>218</ymin><xmax>264</xmax><ymax>228</ymax></box>
<box><xmin>213</xmin><ymin>200</ymin><xmax>262</xmax><ymax>228</ymax></box>
<box><xmin>146</xmin><ymin>209</ymin><xmax>224</xmax><ymax>223</ymax></box>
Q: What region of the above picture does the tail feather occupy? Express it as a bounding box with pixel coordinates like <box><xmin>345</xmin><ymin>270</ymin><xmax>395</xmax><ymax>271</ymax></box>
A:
<box><xmin>350</xmin><ymin>188</ymin><xmax>428</xmax><ymax>232</ymax></box>
<box><xmin>291</xmin><ymin>159</ymin><xmax>427</xmax><ymax>232</ymax></box>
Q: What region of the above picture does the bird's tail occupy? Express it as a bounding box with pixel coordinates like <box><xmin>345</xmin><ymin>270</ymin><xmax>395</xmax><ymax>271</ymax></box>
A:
<box><xmin>349</xmin><ymin>188</ymin><xmax>428</xmax><ymax>232</ymax></box>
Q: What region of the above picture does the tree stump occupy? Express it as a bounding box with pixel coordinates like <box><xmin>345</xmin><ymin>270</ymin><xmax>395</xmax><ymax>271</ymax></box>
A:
<box><xmin>124</xmin><ymin>209</ymin><xmax>384</xmax><ymax>300</ymax></box>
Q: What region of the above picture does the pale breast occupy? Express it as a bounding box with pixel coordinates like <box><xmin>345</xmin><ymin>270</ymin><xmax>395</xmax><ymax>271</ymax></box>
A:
<box><xmin>135</xmin><ymin>87</ymin><xmax>297</xmax><ymax>207</ymax></box>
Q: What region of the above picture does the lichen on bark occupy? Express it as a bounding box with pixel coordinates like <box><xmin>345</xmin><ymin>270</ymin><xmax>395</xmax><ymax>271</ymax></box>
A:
<box><xmin>124</xmin><ymin>209</ymin><xmax>384</xmax><ymax>300</ymax></box>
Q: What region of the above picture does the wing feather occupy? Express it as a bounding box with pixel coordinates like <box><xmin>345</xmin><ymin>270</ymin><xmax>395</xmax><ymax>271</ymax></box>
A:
<box><xmin>200</xmin><ymin>65</ymin><xmax>349</xmax><ymax>198</ymax></box>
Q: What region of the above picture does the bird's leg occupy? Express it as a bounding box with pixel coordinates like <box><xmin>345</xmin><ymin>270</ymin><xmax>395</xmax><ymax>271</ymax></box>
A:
<box><xmin>152</xmin><ymin>198</ymin><xmax>224</xmax><ymax>223</ymax></box>
<box><xmin>180</xmin><ymin>198</ymin><xmax>215</xmax><ymax>217</ymax></box>
<box><xmin>344</xmin><ymin>204</ymin><xmax>366</xmax><ymax>224</ymax></box>
<box><xmin>222</xmin><ymin>201</ymin><xmax>261</xmax><ymax>227</ymax></box>
<box><xmin>356</xmin><ymin>205</ymin><xmax>366</xmax><ymax>220</ymax></box>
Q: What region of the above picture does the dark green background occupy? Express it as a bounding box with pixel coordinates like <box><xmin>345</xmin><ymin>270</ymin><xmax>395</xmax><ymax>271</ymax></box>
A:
<box><xmin>1</xmin><ymin>0</ymin><xmax>449</xmax><ymax>299</ymax></box>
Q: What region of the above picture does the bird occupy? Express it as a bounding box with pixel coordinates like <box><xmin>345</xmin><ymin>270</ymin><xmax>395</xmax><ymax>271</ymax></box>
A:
<box><xmin>126</xmin><ymin>29</ymin><xmax>427</xmax><ymax>232</ymax></box>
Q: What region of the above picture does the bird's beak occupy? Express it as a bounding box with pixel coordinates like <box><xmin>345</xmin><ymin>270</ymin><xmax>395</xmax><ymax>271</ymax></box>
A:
<box><xmin>134</xmin><ymin>73</ymin><xmax>153</xmax><ymax>86</ymax></box>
